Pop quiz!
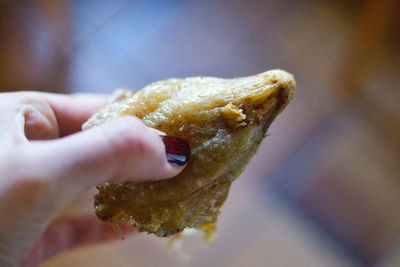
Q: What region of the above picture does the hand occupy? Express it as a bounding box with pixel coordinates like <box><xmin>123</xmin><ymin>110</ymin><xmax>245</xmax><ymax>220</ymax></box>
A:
<box><xmin>0</xmin><ymin>91</ymin><xmax>187</xmax><ymax>266</ymax></box>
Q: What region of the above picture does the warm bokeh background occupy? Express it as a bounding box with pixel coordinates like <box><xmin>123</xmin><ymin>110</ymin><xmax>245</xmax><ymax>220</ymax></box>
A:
<box><xmin>1</xmin><ymin>0</ymin><xmax>399</xmax><ymax>266</ymax></box>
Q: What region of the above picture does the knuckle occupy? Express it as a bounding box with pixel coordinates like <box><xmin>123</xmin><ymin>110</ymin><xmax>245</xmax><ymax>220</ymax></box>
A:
<box><xmin>124</xmin><ymin>132</ymin><xmax>148</xmax><ymax>156</ymax></box>
<box><xmin>13</xmin><ymin>93</ymin><xmax>59</xmax><ymax>140</ymax></box>
<box><xmin>98</xmin><ymin>116</ymin><xmax>166</xmax><ymax>180</ymax></box>
<box><xmin>109</xmin><ymin>116</ymin><xmax>154</xmax><ymax>158</ymax></box>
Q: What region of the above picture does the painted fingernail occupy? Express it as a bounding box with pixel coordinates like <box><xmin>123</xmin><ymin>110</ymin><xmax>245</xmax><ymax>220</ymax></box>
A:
<box><xmin>160</xmin><ymin>136</ymin><xmax>190</xmax><ymax>166</ymax></box>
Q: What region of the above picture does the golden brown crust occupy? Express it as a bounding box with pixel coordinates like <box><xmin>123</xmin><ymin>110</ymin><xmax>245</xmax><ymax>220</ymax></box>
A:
<box><xmin>84</xmin><ymin>69</ymin><xmax>296</xmax><ymax>240</ymax></box>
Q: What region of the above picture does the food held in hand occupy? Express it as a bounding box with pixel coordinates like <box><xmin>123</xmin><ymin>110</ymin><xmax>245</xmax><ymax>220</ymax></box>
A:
<box><xmin>83</xmin><ymin>69</ymin><xmax>296</xmax><ymax>242</ymax></box>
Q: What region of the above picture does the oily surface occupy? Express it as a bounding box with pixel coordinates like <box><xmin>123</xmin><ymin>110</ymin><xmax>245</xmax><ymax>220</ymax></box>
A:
<box><xmin>83</xmin><ymin>69</ymin><xmax>296</xmax><ymax>240</ymax></box>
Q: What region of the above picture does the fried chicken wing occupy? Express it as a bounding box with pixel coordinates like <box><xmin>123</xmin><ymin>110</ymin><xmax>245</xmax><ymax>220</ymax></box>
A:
<box><xmin>83</xmin><ymin>69</ymin><xmax>296</xmax><ymax>242</ymax></box>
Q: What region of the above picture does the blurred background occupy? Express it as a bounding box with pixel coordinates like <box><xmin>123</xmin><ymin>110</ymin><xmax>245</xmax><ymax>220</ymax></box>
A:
<box><xmin>1</xmin><ymin>0</ymin><xmax>400</xmax><ymax>266</ymax></box>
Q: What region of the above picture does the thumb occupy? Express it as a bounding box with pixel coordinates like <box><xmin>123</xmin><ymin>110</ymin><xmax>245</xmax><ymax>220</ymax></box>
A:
<box><xmin>27</xmin><ymin>116</ymin><xmax>190</xmax><ymax>190</ymax></box>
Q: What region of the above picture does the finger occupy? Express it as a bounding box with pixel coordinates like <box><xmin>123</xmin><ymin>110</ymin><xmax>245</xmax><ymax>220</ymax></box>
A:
<box><xmin>0</xmin><ymin>104</ymin><xmax>26</xmax><ymax>146</ymax></box>
<box><xmin>27</xmin><ymin>116</ymin><xmax>189</xmax><ymax>190</ymax></box>
<box><xmin>42</xmin><ymin>92</ymin><xmax>107</xmax><ymax>137</ymax></box>
<box><xmin>21</xmin><ymin>215</ymin><xmax>136</xmax><ymax>266</ymax></box>
<box><xmin>23</xmin><ymin>99</ymin><xmax>59</xmax><ymax>140</ymax></box>
<box><xmin>0</xmin><ymin>92</ymin><xmax>57</xmax><ymax>144</ymax></box>
<box><xmin>0</xmin><ymin>92</ymin><xmax>106</xmax><ymax>143</ymax></box>
<box><xmin>61</xmin><ymin>187</ymin><xmax>98</xmax><ymax>216</ymax></box>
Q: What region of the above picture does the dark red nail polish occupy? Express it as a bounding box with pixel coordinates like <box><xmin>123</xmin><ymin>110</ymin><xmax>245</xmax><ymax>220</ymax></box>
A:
<box><xmin>160</xmin><ymin>136</ymin><xmax>190</xmax><ymax>166</ymax></box>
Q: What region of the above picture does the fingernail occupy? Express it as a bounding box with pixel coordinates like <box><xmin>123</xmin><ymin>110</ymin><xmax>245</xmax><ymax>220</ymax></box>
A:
<box><xmin>160</xmin><ymin>136</ymin><xmax>190</xmax><ymax>166</ymax></box>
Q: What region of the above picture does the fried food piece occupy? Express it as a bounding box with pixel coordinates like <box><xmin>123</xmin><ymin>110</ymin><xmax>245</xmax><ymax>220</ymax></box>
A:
<box><xmin>83</xmin><ymin>69</ymin><xmax>296</xmax><ymax>241</ymax></box>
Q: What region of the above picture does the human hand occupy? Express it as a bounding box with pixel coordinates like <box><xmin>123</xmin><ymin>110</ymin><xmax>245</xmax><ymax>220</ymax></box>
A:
<box><xmin>0</xmin><ymin>91</ymin><xmax>188</xmax><ymax>266</ymax></box>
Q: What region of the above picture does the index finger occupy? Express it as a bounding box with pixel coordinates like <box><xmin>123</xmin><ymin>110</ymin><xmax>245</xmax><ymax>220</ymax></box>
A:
<box><xmin>42</xmin><ymin>93</ymin><xmax>107</xmax><ymax>137</ymax></box>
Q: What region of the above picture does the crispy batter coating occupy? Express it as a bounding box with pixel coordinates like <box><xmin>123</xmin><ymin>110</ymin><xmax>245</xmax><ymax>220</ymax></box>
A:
<box><xmin>83</xmin><ymin>70</ymin><xmax>296</xmax><ymax>241</ymax></box>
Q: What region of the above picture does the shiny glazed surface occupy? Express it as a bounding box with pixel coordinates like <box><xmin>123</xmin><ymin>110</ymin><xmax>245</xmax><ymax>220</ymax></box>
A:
<box><xmin>83</xmin><ymin>69</ymin><xmax>296</xmax><ymax>240</ymax></box>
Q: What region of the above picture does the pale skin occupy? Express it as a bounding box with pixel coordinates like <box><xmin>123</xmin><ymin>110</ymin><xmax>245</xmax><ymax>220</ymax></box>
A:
<box><xmin>0</xmin><ymin>92</ymin><xmax>185</xmax><ymax>266</ymax></box>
